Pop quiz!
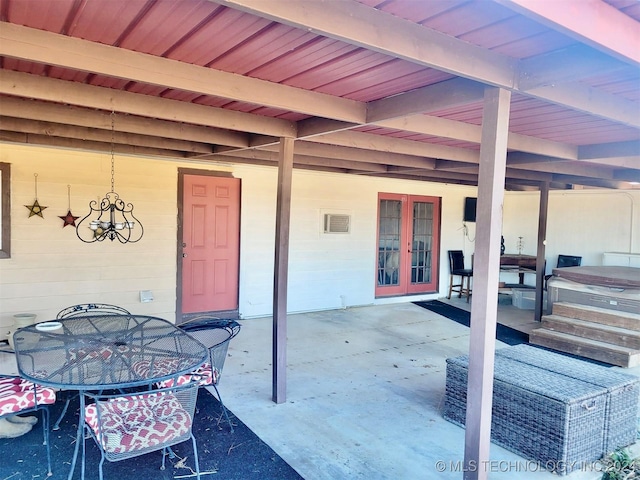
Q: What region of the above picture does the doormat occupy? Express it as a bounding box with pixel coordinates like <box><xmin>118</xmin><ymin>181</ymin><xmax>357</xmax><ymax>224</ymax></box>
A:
<box><xmin>414</xmin><ymin>300</ymin><xmax>528</xmax><ymax>346</ymax></box>
<box><xmin>0</xmin><ymin>388</ymin><xmax>303</xmax><ymax>480</ymax></box>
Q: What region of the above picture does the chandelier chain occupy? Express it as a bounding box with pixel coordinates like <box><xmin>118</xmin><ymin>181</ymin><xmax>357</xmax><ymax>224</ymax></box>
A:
<box><xmin>110</xmin><ymin>111</ymin><xmax>115</xmax><ymax>193</ymax></box>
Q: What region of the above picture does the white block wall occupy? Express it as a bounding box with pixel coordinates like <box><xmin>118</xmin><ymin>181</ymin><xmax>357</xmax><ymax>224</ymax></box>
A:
<box><xmin>1</xmin><ymin>143</ymin><xmax>638</xmax><ymax>331</ymax></box>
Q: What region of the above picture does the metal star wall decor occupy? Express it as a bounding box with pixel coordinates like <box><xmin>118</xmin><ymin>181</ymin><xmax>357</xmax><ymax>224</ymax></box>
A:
<box><xmin>25</xmin><ymin>173</ymin><xmax>48</xmax><ymax>218</ymax></box>
<box><xmin>59</xmin><ymin>185</ymin><xmax>79</xmax><ymax>227</ymax></box>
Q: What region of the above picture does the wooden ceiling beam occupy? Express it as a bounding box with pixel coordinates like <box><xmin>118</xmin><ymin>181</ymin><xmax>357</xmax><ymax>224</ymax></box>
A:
<box><xmin>552</xmin><ymin>174</ymin><xmax>626</xmax><ymax>189</ymax></box>
<box><xmin>0</xmin><ymin>116</ymin><xmax>213</xmax><ymax>154</ymax></box>
<box><xmin>0</xmin><ymin>70</ymin><xmax>296</xmax><ymax>138</ymax></box>
<box><xmin>296</xmin><ymin>118</ymin><xmax>360</xmax><ymax>139</ymax></box>
<box><xmin>214</xmin><ymin>0</ymin><xmax>639</xmax><ymax>126</ymax></box>
<box><xmin>0</xmin><ymin>97</ymin><xmax>249</xmax><ymax>147</ymax></box>
<box><xmin>376</xmin><ymin>114</ymin><xmax>578</xmax><ymax>159</ymax></box>
<box><xmin>496</xmin><ymin>0</ymin><xmax>640</xmax><ymax>66</ymax></box>
<box><xmin>507</xmin><ymin>149</ymin><xmax>640</xmax><ymax>172</ymax></box>
<box><xmin>307</xmin><ymin>130</ymin><xmax>476</xmax><ymax>163</ymax></box>
<box><xmin>509</xmin><ymin>159</ymin><xmax>616</xmax><ymax>180</ymax></box>
<box><xmin>215</xmin><ymin>148</ymin><xmax>387</xmax><ymax>173</ymax></box>
<box><xmin>258</xmin><ymin>140</ymin><xmax>438</xmax><ymax>169</ymax></box>
<box><xmin>579</xmin><ymin>140</ymin><xmax>640</xmax><ymax>160</ymax></box>
<box><xmin>366</xmin><ymin>78</ymin><xmax>485</xmax><ymax>123</ymax></box>
<box><xmin>525</xmin><ymin>82</ymin><xmax>640</xmax><ymax>129</ymax></box>
<box><xmin>0</xmin><ymin>22</ymin><xmax>364</xmax><ymax>124</ymax></box>
<box><xmin>213</xmin><ymin>0</ymin><xmax>517</xmax><ymax>87</ymax></box>
<box><xmin>518</xmin><ymin>44</ymin><xmax>636</xmax><ymax>90</ymax></box>
<box><xmin>613</xmin><ymin>169</ymin><xmax>640</xmax><ymax>183</ymax></box>
<box><xmin>0</xmin><ymin>132</ymin><xmax>187</xmax><ymax>159</ymax></box>
<box><xmin>434</xmin><ymin>160</ymin><xmax>554</xmax><ymax>182</ymax></box>
<box><xmin>383</xmin><ymin>167</ymin><xmax>479</xmax><ymax>183</ymax></box>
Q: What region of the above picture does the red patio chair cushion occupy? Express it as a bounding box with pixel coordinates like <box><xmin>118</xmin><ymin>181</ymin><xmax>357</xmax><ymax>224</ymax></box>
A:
<box><xmin>85</xmin><ymin>392</ymin><xmax>191</xmax><ymax>454</ymax></box>
<box><xmin>0</xmin><ymin>378</ymin><xmax>57</xmax><ymax>416</ymax></box>
<box><xmin>130</xmin><ymin>357</ymin><xmax>200</xmax><ymax>381</ymax></box>
<box><xmin>155</xmin><ymin>362</ymin><xmax>217</xmax><ymax>389</ymax></box>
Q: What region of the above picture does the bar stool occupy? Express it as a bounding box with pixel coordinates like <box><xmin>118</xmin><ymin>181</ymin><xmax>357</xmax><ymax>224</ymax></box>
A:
<box><xmin>447</xmin><ymin>250</ymin><xmax>473</xmax><ymax>302</ymax></box>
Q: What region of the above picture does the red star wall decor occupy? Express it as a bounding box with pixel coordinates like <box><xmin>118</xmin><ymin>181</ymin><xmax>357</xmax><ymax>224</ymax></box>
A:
<box><xmin>59</xmin><ymin>209</ymin><xmax>80</xmax><ymax>227</ymax></box>
<box><xmin>60</xmin><ymin>185</ymin><xmax>79</xmax><ymax>227</ymax></box>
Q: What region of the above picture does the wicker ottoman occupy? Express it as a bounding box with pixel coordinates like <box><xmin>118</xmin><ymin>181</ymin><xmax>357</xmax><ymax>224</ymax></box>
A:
<box><xmin>444</xmin><ymin>355</ymin><xmax>607</xmax><ymax>475</ymax></box>
<box><xmin>495</xmin><ymin>344</ymin><xmax>639</xmax><ymax>454</ymax></box>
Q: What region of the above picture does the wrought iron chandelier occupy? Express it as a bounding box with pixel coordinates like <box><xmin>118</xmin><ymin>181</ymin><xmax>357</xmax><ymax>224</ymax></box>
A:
<box><xmin>76</xmin><ymin>111</ymin><xmax>143</xmax><ymax>243</ymax></box>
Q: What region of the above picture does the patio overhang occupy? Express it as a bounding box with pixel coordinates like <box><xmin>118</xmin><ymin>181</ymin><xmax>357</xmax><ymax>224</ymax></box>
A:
<box><xmin>0</xmin><ymin>2</ymin><xmax>638</xmax><ymax>479</ymax></box>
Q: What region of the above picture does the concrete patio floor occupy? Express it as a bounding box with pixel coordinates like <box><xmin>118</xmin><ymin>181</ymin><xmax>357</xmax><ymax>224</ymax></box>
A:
<box><xmin>219</xmin><ymin>297</ymin><xmax>640</xmax><ymax>480</ymax></box>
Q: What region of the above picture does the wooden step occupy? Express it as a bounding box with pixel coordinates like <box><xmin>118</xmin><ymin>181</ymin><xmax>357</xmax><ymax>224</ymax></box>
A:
<box><xmin>541</xmin><ymin>314</ymin><xmax>640</xmax><ymax>349</ymax></box>
<box><xmin>552</xmin><ymin>302</ymin><xmax>640</xmax><ymax>331</ymax></box>
<box><xmin>529</xmin><ymin>328</ymin><xmax>640</xmax><ymax>368</ymax></box>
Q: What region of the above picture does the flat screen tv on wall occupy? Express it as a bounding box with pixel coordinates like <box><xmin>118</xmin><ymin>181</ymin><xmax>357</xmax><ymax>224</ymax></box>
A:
<box><xmin>463</xmin><ymin>197</ymin><xmax>477</xmax><ymax>223</ymax></box>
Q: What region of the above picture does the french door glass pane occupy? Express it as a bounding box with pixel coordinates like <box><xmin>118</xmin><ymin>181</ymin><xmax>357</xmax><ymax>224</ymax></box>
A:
<box><xmin>411</xmin><ymin>202</ymin><xmax>433</xmax><ymax>284</ymax></box>
<box><xmin>378</xmin><ymin>199</ymin><xmax>401</xmax><ymax>286</ymax></box>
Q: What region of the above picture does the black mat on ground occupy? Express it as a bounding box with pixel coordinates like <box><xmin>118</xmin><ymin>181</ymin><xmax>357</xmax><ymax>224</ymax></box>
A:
<box><xmin>0</xmin><ymin>389</ymin><xmax>303</xmax><ymax>480</ymax></box>
<box><xmin>414</xmin><ymin>300</ymin><xmax>528</xmax><ymax>346</ymax></box>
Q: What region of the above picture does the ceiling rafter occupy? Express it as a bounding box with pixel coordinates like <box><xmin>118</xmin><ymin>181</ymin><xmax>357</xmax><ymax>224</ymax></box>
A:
<box><xmin>0</xmin><ymin>22</ymin><xmax>364</xmax><ymax>124</ymax></box>
<box><xmin>433</xmin><ymin>160</ymin><xmax>554</xmax><ymax>182</ymax></box>
<box><xmin>306</xmin><ymin>130</ymin><xmax>476</xmax><ymax>163</ymax></box>
<box><xmin>219</xmin><ymin>148</ymin><xmax>389</xmax><ymax>173</ymax></box>
<box><xmin>0</xmin><ymin>116</ymin><xmax>213</xmax><ymax>154</ymax></box>
<box><xmin>1</xmin><ymin>71</ymin><xmax>635</xmax><ymax>186</ymax></box>
<box><xmin>0</xmin><ymin>131</ymin><xmax>189</xmax><ymax>159</ymax></box>
<box><xmin>256</xmin><ymin>141</ymin><xmax>439</xmax><ymax>169</ymax></box>
<box><xmin>0</xmin><ymin>70</ymin><xmax>296</xmax><ymax>138</ymax></box>
<box><xmin>552</xmin><ymin>174</ymin><xmax>627</xmax><ymax>189</ymax></box>
<box><xmin>365</xmin><ymin>78</ymin><xmax>485</xmax><ymax>123</ymax></box>
<box><xmin>517</xmin><ymin>44</ymin><xmax>637</xmax><ymax>91</ymax></box>
<box><xmin>0</xmin><ymin>1</ymin><xmax>637</xmax><ymax>191</ymax></box>
<box><xmin>212</xmin><ymin>0</ymin><xmax>638</xmax><ymax>125</ymax></box>
<box><xmin>579</xmin><ymin>140</ymin><xmax>640</xmax><ymax>160</ymax></box>
<box><xmin>507</xmin><ymin>150</ymin><xmax>638</xmax><ymax>173</ymax></box>
<box><xmin>0</xmin><ymin>96</ymin><xmax>249</xmax><ymax>147</ymax></box>
<box><xmin>507</xmin><ymin>157</ymin><xmax>616</xmax><ymax>180</ymax></box>
<box><xmin>496</xmin><ymin>0</ymin><xmax>640</xmax><ymax>66</ymax></box>
<box><xmin>374</xmin><ymin>115</ymin><xmax>578</xmax><ymax>159</ymax></box>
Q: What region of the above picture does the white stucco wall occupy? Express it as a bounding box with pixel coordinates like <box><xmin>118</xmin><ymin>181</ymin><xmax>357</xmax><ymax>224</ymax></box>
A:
<box><xmin>1</xmin><ymin>143</ymin><xmax>638</xmax><ymax>331</ymax></box>
<box><xmin>237</xmin><ymin>167</ymin><xmax>478</xmax><ymax>317</ymax></box>
<box><xmin>499</xmin><ymin>189</ymin><xmax>639</xmax><ymax>282</ymax></box>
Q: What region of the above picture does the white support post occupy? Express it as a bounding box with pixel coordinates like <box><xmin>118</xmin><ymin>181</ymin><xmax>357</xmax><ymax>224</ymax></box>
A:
<box><xmin>463</xmin><ymin>87</ymin><xmax>511</xmax><ymax>480</ymax></box>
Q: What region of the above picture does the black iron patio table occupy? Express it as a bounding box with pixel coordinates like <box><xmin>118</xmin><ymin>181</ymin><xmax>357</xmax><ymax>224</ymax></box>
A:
<box><xmin>13</xmin><ymin>314</ymin><xmax>208</xmax><ymax>480</ymax></box>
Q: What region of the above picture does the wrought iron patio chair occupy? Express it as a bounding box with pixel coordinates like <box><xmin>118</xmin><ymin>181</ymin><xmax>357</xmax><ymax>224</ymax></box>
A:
<box><xmin>52</xmin><ymin>303</ymin><xmax>131</xmax><ymax>430</ymax></box>
<box><xmin>57</xmin><ymin>303</ymin><xmax>131</xmax><ymax>319</ymax></box>
<box><xmin>83</xmin><ymin>380</ymin><xmax>201</xmax><ymax>480</ymax></box>
<box><xmin>0</xmin><ymin>376</ymin><xmax>57</xmax><ymax>476</ymax></box>
<box><xmin>157</xmin><ymin>318</ymin><xmax>241</xmax><ymax>432</ymax></box>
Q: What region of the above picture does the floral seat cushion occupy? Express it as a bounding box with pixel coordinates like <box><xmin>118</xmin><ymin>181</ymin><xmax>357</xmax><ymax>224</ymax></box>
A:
<box><xmin>0</xmin><ymin>377</ymin><xmax>57</xmax><ymax>416</ymax></box>
<box><xmin>155</xmin><ymin>363</ymin><xmax>217</xmax><ymax>389</ymax></box>
<box><xmin>130</xmin><ymin>357</ymin><xmax>200</xmax><ymax>382</ymax></box>
<box><xmin>85</xmin><ymin>392</ymin><xmax>191</xmax><ymax>454</ymax></box>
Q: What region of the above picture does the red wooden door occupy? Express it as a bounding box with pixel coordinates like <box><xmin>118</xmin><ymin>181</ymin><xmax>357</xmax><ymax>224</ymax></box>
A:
<box><xmin>181</xmin><ymin>174</ymin><xmax>240</xmax><ymax>314</ymax></box>
<box><xmin>375</xmin><ymin>193</ymin><xmax>440</xmax><ymax>297</ymax></box>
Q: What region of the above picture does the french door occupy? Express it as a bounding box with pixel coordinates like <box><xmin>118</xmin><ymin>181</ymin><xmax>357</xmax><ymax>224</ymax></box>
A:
<box><xmin>375</xmin><ymin>193</ymin><xmax>441</xmax><ymax>297</ymax></box>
